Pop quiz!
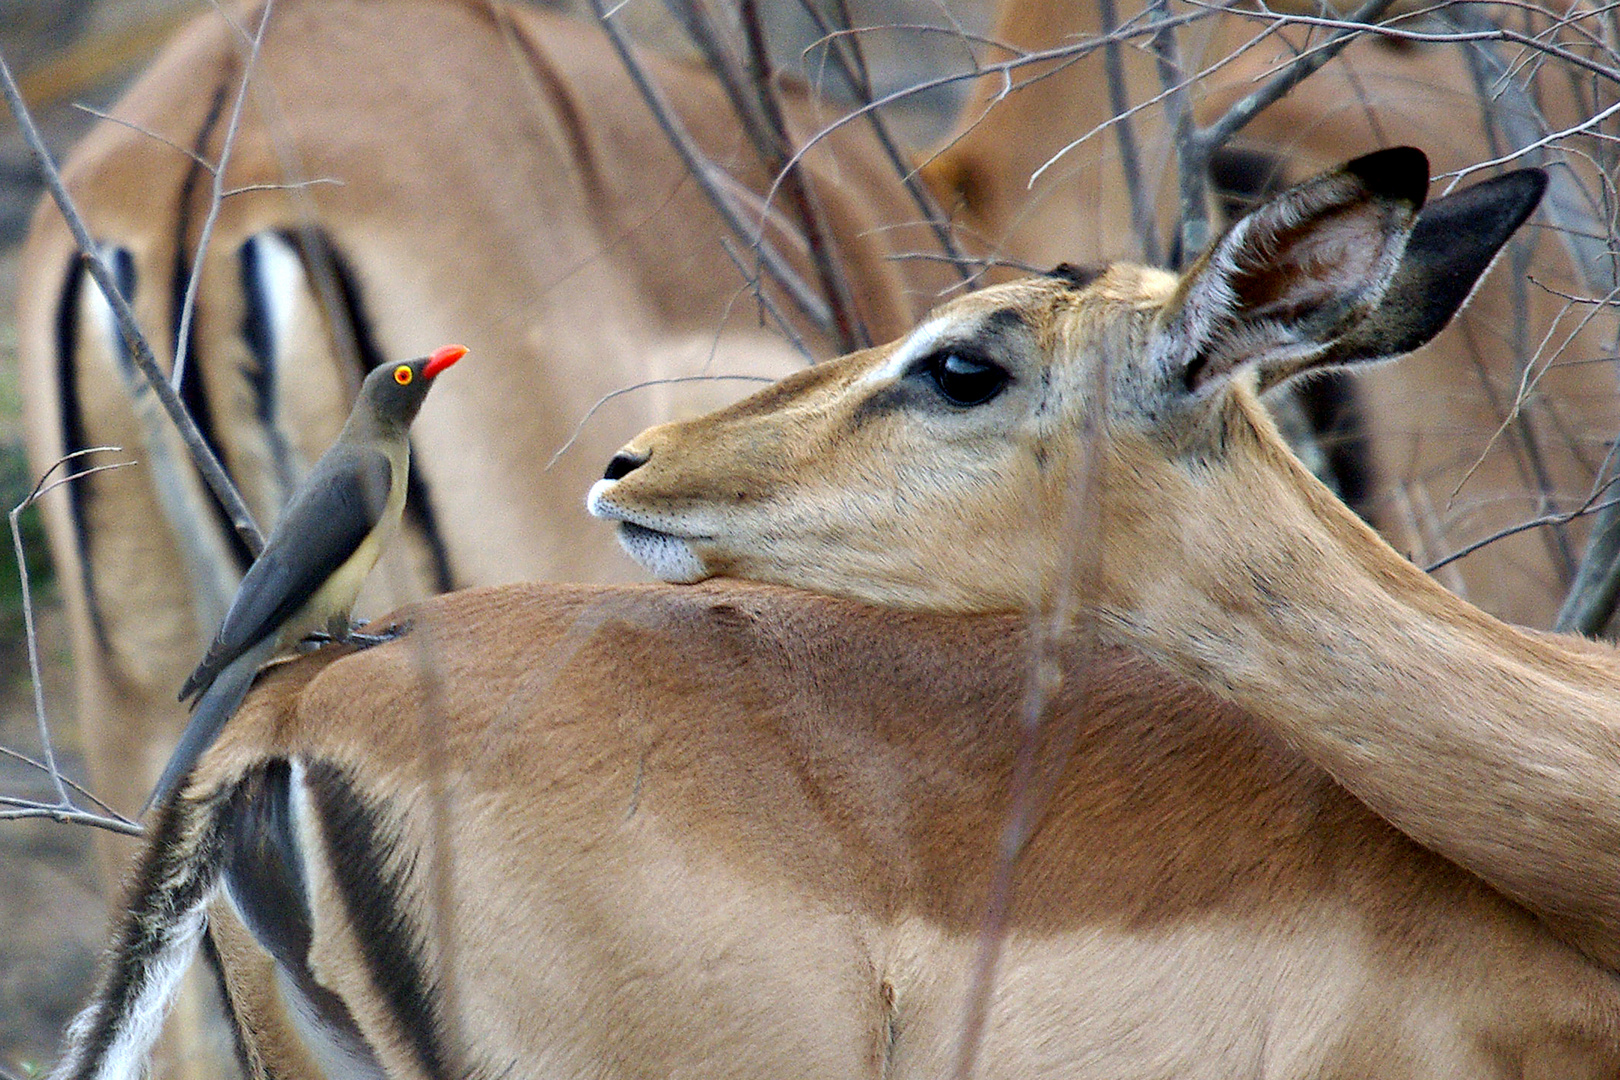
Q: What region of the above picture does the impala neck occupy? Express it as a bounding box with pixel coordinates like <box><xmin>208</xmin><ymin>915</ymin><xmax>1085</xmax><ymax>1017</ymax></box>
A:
<box><xmin>1097</xmin><ymin>389</ymin><xmax>1620</xmax><ymax>968</ymax></box>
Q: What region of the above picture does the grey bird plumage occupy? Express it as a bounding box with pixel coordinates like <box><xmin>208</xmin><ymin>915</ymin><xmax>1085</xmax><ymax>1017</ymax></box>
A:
<box><xmin>147</xmin><ymin>345</ymin><xmax>465</xmax><ymax>809</ymax></box>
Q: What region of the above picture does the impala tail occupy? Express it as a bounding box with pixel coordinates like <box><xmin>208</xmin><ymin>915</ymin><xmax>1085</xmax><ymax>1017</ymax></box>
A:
<box><xmin>55</xmin><ymin>755</ymin><xmax>418</xmax><ymax>1080</ymax></box>
<box><xmin>50</xmin><ymin>786</ymin><xmax>233</xmax><ymax>1080</ymax></box>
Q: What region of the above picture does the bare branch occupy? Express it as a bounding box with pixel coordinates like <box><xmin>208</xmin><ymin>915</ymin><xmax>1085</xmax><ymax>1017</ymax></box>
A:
<box><xmin>738</xmin><ymin>0</ymin><xmax>869</xmax><ymax>350</ymax></box>
<box><xmin>589</xmin><ymin>0</ymin><xmax>834</xmax><ymax>335</ymax></box>
<box><xmin>7</xmin><ymin>449</ymin><xmax>144</xmax><ymax>837</ymax></box>
<box><xmin>12</xmin><ymin>450</ymin><xmax>131</xmax><ymax>808</ymax></box>
<box><xmin>719</xmin><ymin>234</ymin><xmax>816</xmax><ymax>362</ymax></box>
<box><xmin>1195</xmin><ymin>0</ymin><xmax>1404</xmax><ymax>155</ymax></box>
<box><xmin>1429</xmin><ymin>487</ymin><xmax>1620</xmax><ymax>575</ymax></box>
<box><xmin>71</xmin><ymin>103</ymin><xmax>216</xmax><ymax>169</ymax></box>
<box><xmin>0</xmin><ymin>803</ymin><xmax>145</xmax><ymax>836</ymax></box>
<box><xmin>1099</xmin><ymin>0</ymin><xmax>1160</xmax><ymax>264</ymax></box>
<box><xmin>171</xmin><ymin>0</ymin><xmax>275</xmax><ymax>391</ymax></box>
<box><xmin>1146</xmin><ymin>0</ymin><xmax>1207</xmax><ymax>263</ymax></box>
<box><xmin>0</xmin><ymin>46</ymin><xmax>267</xmax><ymax>556</ymax></box>
<box><xmin>791</xmin><ymin>2</ymin><xmax>976</xmax><ymax>281</ymax></box>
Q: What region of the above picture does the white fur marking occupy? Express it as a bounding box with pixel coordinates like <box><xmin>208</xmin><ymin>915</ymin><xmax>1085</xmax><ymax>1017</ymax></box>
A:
<box><xmin>52</xmin><ymin>901</ymin><xmax>213</xmax><ymax>1080</ymax></box>
<box><xmin>860</xmin><ymin>315</ymin><xmax>956</xmax><ymax>386</ymax></box>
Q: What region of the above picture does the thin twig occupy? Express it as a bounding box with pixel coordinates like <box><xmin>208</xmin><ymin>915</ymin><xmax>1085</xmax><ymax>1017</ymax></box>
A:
<box><xmin>71</xmin><ymin>103</ymin><xmax>215</xmax><ymax>168</ymax></box>
<box><xmin>0</xmin><ymin>745</ymin><xmax>129</xmax><ymax>820</ymax></box>
<box><xmin>1429</xmin><ymin>489</ymin><xmax>1620</xmax><ymax>574</ymax></box>
<box><xmin>791</xmin><ymin>1</ymin><xmax>975</xmax><ymax>282</ymax></box>
<box><xmin>13</xmin><ymin>450</ymin><xmax>133</xmax><ymax>808</ymax></box>
<box><xmin>720</xmin><ymin>234</ymin><xmax>816</xmax><ymax>362</ymax></box>
<box><xmin>1099</xmin><ymin>0</ymin><xmax>1160</xmax><ymax>265</ymax></box>
<box><xmin>0</xmin><ymin>46</ymin><xmax>266</xmax><ymax>556</ymax></box>
<box><xmin>172</xmin><ymin>0</ymin><xmax>275</xmax><ymax>391</ymax></box>
<box><xmin>1213</xmin><ymin>2</ymin><xmax>1620</xmax><ymax>88</ymax></box>
<box><xmin>738</xmin><ymin>0</ymin><xmax>868</xmax><ymax>350</ymax></box>
<box><xmin>0</xmin><ymin>803</ymin><xmax>145</xmax><ymax>837</ymax></box>
<box><xmin>545</xmin><ymin>375</ymin><xmax>776</xmax><ymax>471</ymax></box>
<box><xmin>1147</xmin><ymin>0</ymin><xmax>1206</xmax><ymax>263</ymax></box>
<box><xmin>6</xmin><ymin>449</ymin><xmax>144</xmax><ymax>838</ymax></box>
<box><xmin>590</xmin><ymin>0</ymin><xmax>834</xmax><ymax>335</ymax></box>
<box><xmin>777</xmin><ymin>8</ymin><xmax>1221</xmax><ymax>224</ymax></box>
<box><xmin>661</xmin><ymin>0</ymin><xmax>780</xmax><ymax>168</ymax></box>
<box><xmin>1196</xmin><ymin>0</ymin><xmax>1404</xmax><ymax>154</ymax></box>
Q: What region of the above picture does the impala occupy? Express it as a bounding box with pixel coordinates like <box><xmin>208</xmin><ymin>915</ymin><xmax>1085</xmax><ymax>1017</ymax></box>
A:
<box><xmin>923</xmin><ymin>0</ymin><xmax>1620</xmax><ymax>627</ymax></box>
<box><xmin>51</xmin><ymin>149</ymin><xmax>1620</xmax><ymax>1080</ymax></box>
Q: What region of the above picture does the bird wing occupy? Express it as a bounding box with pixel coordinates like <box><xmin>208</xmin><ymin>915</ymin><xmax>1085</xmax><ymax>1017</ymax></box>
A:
<box><xmin>180</xmin><ymin>446</ymin><xmax>394</xmax><ymax>702</ymax></box>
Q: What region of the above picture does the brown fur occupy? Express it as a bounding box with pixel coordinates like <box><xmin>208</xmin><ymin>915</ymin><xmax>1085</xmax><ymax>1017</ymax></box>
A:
<box><xmin>64</xmin><ymin>153</ymin><xmax>1620</xmax><ymax>1079</ymax></box>
<box><xmin>190</xmin><ymin>581</ymin><xmax>1620</xmax><ymax>1078</ymax></box>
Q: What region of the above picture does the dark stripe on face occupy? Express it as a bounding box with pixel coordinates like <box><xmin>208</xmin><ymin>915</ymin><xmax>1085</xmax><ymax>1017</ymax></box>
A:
<box><xmin>983</xmin><ymin>305</ymin><xmax>1031</xmax><ymax>334</ymax></box>
<box><xmin>305</xmin><ymin>760</ymin><xmax>450</xmax><ymax>1080</ymax></box>
<box><xmin>277</xmin><ymin>228</ymin><xmax>456</xmax><ymax>591</ymax></box>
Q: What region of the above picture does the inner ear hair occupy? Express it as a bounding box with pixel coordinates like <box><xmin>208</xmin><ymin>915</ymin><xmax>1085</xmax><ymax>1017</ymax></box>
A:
<box><xmin>1308</xmin><ymin>168</ymin><xmax>1548</xmax><ymax>378</ymax></box>
<box><xmin>1171</xmin><ymin>147</ymin><xmax>1431</xmax><ymax>395</ymax></box>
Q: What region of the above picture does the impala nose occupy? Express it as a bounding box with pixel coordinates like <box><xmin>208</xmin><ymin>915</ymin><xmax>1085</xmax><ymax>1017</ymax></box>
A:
<box><xmin>603</xmin><ymin>449</ymin><xmax>648</xmax><ymax>481</ymax></box>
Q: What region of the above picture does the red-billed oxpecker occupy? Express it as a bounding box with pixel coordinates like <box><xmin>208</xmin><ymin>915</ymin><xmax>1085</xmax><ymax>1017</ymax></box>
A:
<box><xmin>147</xmin><ymin>344</ymin><xmax>466</xmax><ymax>809</ymax></box>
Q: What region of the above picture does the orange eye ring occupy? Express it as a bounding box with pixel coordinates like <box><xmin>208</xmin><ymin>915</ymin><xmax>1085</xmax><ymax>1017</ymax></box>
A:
<box><xmin>394</xmin><ymin>365</ymin><xmax>413</xmax><ymax>386</ymax></box>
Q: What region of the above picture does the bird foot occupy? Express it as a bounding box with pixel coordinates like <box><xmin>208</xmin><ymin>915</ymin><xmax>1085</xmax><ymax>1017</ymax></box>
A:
<box><xmin>299</xmin><ymin>620</ymin><xmax>412</xmax><ymax>652</ymax></box>
<box><xmin>344</xmin><ymin>620</ymin><xmax>412</xmax><ymax>649</ymax></box>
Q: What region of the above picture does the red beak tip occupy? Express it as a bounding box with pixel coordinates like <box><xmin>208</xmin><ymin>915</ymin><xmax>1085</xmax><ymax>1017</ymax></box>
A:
<box><xmin>424</xmin><ymin>344</ymin><xmax>467</xmax><ymax>378</ymax></box>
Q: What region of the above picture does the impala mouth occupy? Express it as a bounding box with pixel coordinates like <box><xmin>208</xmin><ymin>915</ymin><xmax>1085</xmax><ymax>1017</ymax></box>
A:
<box><xmin>612</xmin><ymin>522</ymin><xmax>709</xmax><ymax>583</ymax></box>
<box><xmin>587</xmin><ymin>481</ymin><xmax>711</xmax><ymax>583</ymax></box>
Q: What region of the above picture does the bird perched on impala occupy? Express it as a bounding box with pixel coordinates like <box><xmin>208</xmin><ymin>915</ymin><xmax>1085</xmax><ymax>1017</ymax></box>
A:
<box><xmin>146</xmin><ymin>344</ymin><xmax>466</xmax><ymax>809</ymax></box>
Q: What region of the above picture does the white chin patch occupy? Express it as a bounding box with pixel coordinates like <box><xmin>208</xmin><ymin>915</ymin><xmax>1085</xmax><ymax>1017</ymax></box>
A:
<box><xmin>617</xmin><ymin>523</ymin><xmax>708</xmax><ymax>583</ymax></box>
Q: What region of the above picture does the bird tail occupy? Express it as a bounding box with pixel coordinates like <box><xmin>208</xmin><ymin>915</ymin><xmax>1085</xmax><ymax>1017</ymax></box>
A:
<box><xmin>49</xmin><ymin>786</ymin><xmax>233</xmax><ymax>1080</ymax></box>
<box><xmin>147</xmin><ymin>639</ymin><xmax>276</xmax><ymax>813</ymax></box>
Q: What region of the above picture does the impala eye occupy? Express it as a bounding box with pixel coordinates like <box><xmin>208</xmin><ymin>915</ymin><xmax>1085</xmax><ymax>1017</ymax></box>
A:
<box><xmin>921</xmin><ymin>350</ymin><xmax>1009</xmax><ymax>407</ymax></box>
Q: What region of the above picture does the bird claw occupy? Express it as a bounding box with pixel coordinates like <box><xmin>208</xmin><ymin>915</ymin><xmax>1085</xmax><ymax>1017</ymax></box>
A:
<box><xmin>344</xmin><ymin>620</ymin><xmax>413</xmax><ymax>649</ymax></box>
<box><xmin>299</xmin><ymin>620</ymin><xmax>412</xmax><ymax>652</ymax></box>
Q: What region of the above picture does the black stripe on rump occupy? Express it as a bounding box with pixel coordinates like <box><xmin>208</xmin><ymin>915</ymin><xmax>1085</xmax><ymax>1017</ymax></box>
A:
<box><xmin>54</xmin><ymin>254</ymin><xmax>110</xmax><ymax>650</ymax></box>
<box><xmin>171</xmin><ymin>79</ymin><xmax>256</xmax><ymax>573</ymax></box>
<box><xmin>220</xmin><ymin>760</ymin><xmax>385</xmax><ymax>1080</ymax></box>
<box><xmin>304</xmin><ymin>759</ymin><xmax>450</xmax><ymax>1080</ymax></box>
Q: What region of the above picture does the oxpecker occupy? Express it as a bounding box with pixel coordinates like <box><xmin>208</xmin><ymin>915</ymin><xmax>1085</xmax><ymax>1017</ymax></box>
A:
<box><xmin>147</xmin><ymin>344</ymin><xmax>466</xmax><ymax>808</ymax></box>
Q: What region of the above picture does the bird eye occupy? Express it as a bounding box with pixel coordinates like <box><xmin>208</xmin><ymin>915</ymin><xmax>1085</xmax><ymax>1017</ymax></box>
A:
<box><xmin>921</xmin><ymin>350</ymin><xmax>1008</xmax><ymax>407</ymax></box>
<box><xmin>394</xmin><ymin>365</ymin><xmax>413</xmax><ymax>386</ymax></box>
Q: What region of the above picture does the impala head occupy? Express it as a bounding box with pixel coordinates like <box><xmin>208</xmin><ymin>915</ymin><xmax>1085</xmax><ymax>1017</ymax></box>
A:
<box><xmin>590</xmin><ymin>148</ymin><xmax>1546</xmax><ymax>612</ymax></box>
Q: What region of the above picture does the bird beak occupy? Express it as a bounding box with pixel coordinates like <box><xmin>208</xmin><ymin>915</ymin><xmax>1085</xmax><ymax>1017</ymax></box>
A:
<box><xmin>424</xmin><ymin>344</ymin><xmax>467</xmax><ymax>379</ymax></box>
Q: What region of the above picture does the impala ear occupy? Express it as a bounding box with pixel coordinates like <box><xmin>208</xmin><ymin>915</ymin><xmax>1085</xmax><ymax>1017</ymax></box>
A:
<box><xmin>1152</xmin><ymin>147</ymin><xmax>1547</xmax><ymax>400</ymax></box>
<box><xmin>1154</xmin><ymin>146</ymin><xmax>1430</xmax><ymax>397</ymax></box>
<box><xmin>1312</xmin><ymin>167</ymin><xmax>1546</xmax><ymax>376</ymax></box>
